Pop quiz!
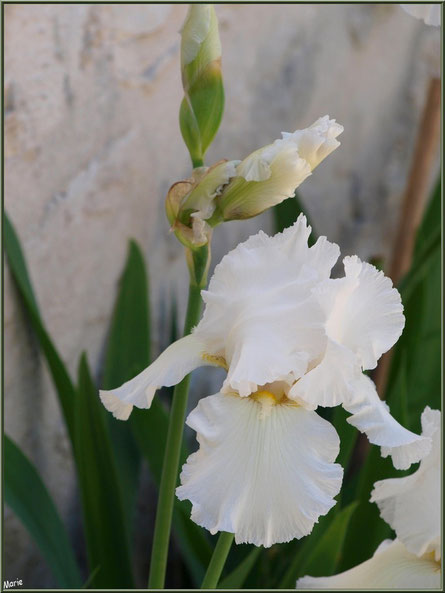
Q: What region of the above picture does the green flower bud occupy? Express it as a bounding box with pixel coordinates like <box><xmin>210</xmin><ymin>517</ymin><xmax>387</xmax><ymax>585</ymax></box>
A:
<box><xmin>211</xmin><ymin>116</ymin><xmax>344</xmax><ymax>222</ymax></box>
<box><xmin>179</xmin><ymin>4</ymin><xmax>224</xmax><ymax>167</ymax></box>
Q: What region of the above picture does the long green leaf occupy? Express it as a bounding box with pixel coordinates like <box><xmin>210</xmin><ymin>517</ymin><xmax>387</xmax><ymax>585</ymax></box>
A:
<box><xmin>4</xmin><ymin>435</ymin><xmax>82</xmax><ymax>588</ymax></box>
<box><xmin>4</xmin><ymin>213</ymin><xmax>76</xmax><ymax>443</ymax></box>
<box><xmin>299</xmin><ymin>502</ymin><xmax>358</xmax><ymax>578</ymax></box>
<box><xmin>279</xmin><ymin>503</ymin><xmax>357</xmax><ymax>588</ymax></box>
<box><xmin>75</xmin><ymin>355</ymin><xmax>134</xmax><ymax>588</ymax></box>
<box><xmin>218</xmin><ymin>547</ymin><xmax>261</xmax><ymax>589</ymax></box>
<box><xmin>102</xmin><ymin>241</ymin><xmax>151</xmax><ymax>385</ymax></box>
<box><xmin>101</xmin><ymin>241</ymin><xmax>146</xmax><ymax>536</ymax></box>
<box><xmin>338</xmin><ymin>450</ymin><xmax>394</xmax><ymax>572</ymax></box>
<box><xmin>387</xmin><ymin>180</ymin><xmax>441</xmax><ymax>426</ymax></box>
<box><xmin>413</xmin><ymin>178</ymin><xmax>440</xmax><ymax>253</ymax></box>
<box><xmin>397</xmin><ymin>225</ymin><xmax>440</xmax><ymax>301</ymax></box>
<box><xmin>386</xmin><ymin>351</ymin><xmax>409</xmax><ymax>428</ymax></box>
<box><xmin>394</xmin><ymin>252</ymin><xmax>441</xmax><ymax>426</ymax></box>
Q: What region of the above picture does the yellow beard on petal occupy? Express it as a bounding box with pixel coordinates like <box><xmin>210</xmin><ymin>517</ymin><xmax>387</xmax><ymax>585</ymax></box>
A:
<box><xmin>201</xmin><ymin>353</ymin><xmax>228</xmax><ymax>370</ymax></box>
<box><xmin>421</xmin><ymin>550</ymin><xmax>441</xmax><ymax>572</ymax></box>
<box><xmin>251</xmin><ymin>389</ymin><xmax>279</xmax><ymax>403</ymax></box>
<box><xmin>249</xmin><ymin>385</ymin><xmax>300</xmax><ymax>419</ymax></box>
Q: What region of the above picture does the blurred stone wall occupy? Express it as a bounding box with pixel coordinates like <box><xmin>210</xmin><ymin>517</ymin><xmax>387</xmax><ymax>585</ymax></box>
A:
<box><xmin>4</xmin><ymin>3</ymin><xmax>440</xmax><ymax>587</ymax></box>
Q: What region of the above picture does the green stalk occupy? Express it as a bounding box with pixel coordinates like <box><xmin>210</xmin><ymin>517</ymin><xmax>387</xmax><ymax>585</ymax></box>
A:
<box><xmin>201</xmin><ymin>532</ymin><xmax>234</xmax><ymax>589</ymax></box>
<box><xmin>192</xmin><ymin>157</ymin><xmax>204</xmax><ymax>168</ymax></box>
<box><xmin>148</xmin><ymin>281</ymin><xmax>203</xmax><ymax>589</ymax></box>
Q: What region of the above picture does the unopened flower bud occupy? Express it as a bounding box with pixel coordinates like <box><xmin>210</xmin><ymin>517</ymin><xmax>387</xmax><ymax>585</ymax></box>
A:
<box><xmin>180</xmin><ymin>4</ymin><xmax>224</xmax><ymax>167</ymax></box>
<box><xmin>212</xmin><ymin>116</ymin><xmax>343</xmax><ymax>222</ymax></box>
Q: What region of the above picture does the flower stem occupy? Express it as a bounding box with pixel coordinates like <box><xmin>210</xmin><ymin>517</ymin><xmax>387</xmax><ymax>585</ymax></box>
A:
<box><xmin>192</xmin><ymin>157</ymin><xmax>204</xmax><ymax>168</ymax></box>
<box><xmin>148</xmin><ymin>282</ymin><xmax>203</xmax><ymax>589</ymax></box>
<box><xmin>201</xmin><ymin>532</ymin><xmax>234</xmax><ymax>589</ymax></box>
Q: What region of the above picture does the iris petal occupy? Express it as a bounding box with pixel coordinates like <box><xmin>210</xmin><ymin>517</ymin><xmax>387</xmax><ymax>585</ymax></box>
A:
<box><xmin>176</xmin><ymin>391</ymin><xmax>343</xmax><ymax>547</ymax></box>
<box><xmin>371</xmin><ymin>407</ymin><xmax>441</xmax><ymax>560</ymax></box>
<box><xmin>99</xmin><ymin>334</ymin><xmax>211</xmax><ymax>420</ymax></box>
<box><xmin>297</xmin><ymin>539</ymin><xmax>441</xmax><ymax>589</ymax></box>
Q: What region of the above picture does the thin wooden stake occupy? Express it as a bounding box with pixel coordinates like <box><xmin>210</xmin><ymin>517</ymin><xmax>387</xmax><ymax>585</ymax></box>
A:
<box><xmin>374</xmin><ymin>76</ymin><xmax>441</xmax><ymax>397</ymax></box>
<box><xmin>350</xmin><ymin>77</ymin><xmax>441</xmax><ymax>474</ymax></box>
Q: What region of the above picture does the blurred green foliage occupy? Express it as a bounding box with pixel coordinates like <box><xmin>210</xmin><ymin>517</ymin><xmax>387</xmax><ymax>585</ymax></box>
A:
<box><xmin>4</xmin><ymin>435</ymin><xmax>82</xmax><ymax>588</ymax></box>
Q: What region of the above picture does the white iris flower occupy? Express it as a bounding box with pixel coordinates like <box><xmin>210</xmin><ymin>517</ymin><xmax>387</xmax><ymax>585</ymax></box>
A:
<box><xmin>297</xmin><ymin>407</ymin><xmax>441</xmax><ymax>589</ymax></box>
<box><xmin>100</xmin><ymin>216</ymin><xmax>428</xmax><ymax>467</ymax></box>
<box><xmin>100</xmin><ymin>217</ymin><xmax>431</xmax><ymax>546</ymax></box>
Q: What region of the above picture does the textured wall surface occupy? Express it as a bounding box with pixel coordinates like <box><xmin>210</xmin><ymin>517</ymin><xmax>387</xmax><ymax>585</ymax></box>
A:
<box><xmin>4</xmin><ymin>3</ymin><xmax>440</xmax><ymax>587</ymax></box>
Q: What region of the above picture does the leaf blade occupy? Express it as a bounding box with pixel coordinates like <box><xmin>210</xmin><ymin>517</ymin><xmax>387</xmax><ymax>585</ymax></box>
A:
<box><xmin>4</xmin><ymin>213</ymin><xmax>76</xmax><ymax>444</ymax></box>
<box><xmin>75</xmin><ymin>355</ymin><xmax>135</xmax><ymax>588</ymax></box>
<box><xmin>4</xmin><ymin>435</ymin><xmax>82</xmax><ymax>588</ymax></box>
<box><xmin>101</xmin><ymin>241</ymin><xmax>149</xmax><ymax>538</ymax></box>
<box><xmin>280</xmin><ymin>503</ymin><xmax>357</xmax><ymax>588</ymax></box>
<box><xmin>218</xmin><ymin>547</ymin><xmax>261</xmax><ymax>589</ymax></box>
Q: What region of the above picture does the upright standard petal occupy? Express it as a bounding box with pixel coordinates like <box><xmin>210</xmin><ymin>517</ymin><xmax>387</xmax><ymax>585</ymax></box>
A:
<box><xmin>196</xmin><ymin>216</ymin><xmax>339</xmax><ymax>396</ymax></box>
<box><xmin>99</xmin><ymin>334</ymin><xmax>211</xmax><ymax>420</ymax></box>
<box><xmin>316</xmin><ymin>256</ymin><xmax>405</xmax><ymax>370</ymax></box>
<box><xmin>297</xmin><ymin>539</ymin><xmax>441</xmax><ymax>589</ymax></box>
<box><xmin>280</xmin><ymin>116</ymin><xmax>344</xmax><ymax>169</ymax></box>
<box><xmin>344</xmin><ymin>375</ymin><xmax>431</xmax><ymax>469</ymax></box>
<box><xmin>176</xmin><ymin>389</ymin><xmax>343</xmax><ymax>547</ymax></box>
<box><xmin>371</xmin><ymin>407</ymin><xmax>441</xmax><ymax>560</ymax></box>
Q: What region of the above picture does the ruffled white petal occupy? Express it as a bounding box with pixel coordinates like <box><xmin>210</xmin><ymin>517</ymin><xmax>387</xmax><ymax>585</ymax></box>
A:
<box><xmin>297</xmin><ymin>539</ymin><xmax>441</xmax><ymax>589</ymax></box>
<box><xmin>99</xmin><ymin>334</ymin><xmax>209</xmax><ymax>420</ymax></box>
<box><xmin>371</xmin><ymin>407</ymin><xmax>441</xmax><ymax>560</ymax></box>
<box><xmin>236</xmin><ymin>116</ymin><xmax>343</xmax><ymax>184</ymax></box>
<box><xmin>196</xmin><ymin>216</ymin><xmax>339</xmax><ymax>395</ymax></box>
<box><xmin>221</xmin><ymin>296</ymin><xmax>324</xmax><ymax>397</ymax></box>
<box><xmin>401</xmin><ymin>4</ymin><xmax>441</xmax><ymax>26</ymax></box>
<box><xmin>280</xmin><ymin>116</ymin><xmax>344</xmax><ymax>169</ymax></box>
<box><xmin>344</xmin><ymin>375</ymin><xmax>431</xmax><ymax>469</ymax></box>
<box><xmin>316</xmin><ymin>256</ymin><xmax>405</xmax><ymax>370</ymax></box>
<box><xmin>289</xmin><ymin>338</ymin><xmax>361</xmax><ymax>408</ymax></box>
<box><xmin>202</xmin><ymin>215</ymin><xmax>339</xmax><ymax>300</ymax></box>
<box><xmin>176</xmin><ymin>392</ymin><xmax>343</xmax><ymax>547</ymax></box>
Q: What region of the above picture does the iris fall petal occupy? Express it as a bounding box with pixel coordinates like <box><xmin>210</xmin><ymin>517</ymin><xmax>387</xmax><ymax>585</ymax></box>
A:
<box><xmin>177</xmin><ymin>390</ymin><xmax>343</xmax><ymax>547</ymax></box>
